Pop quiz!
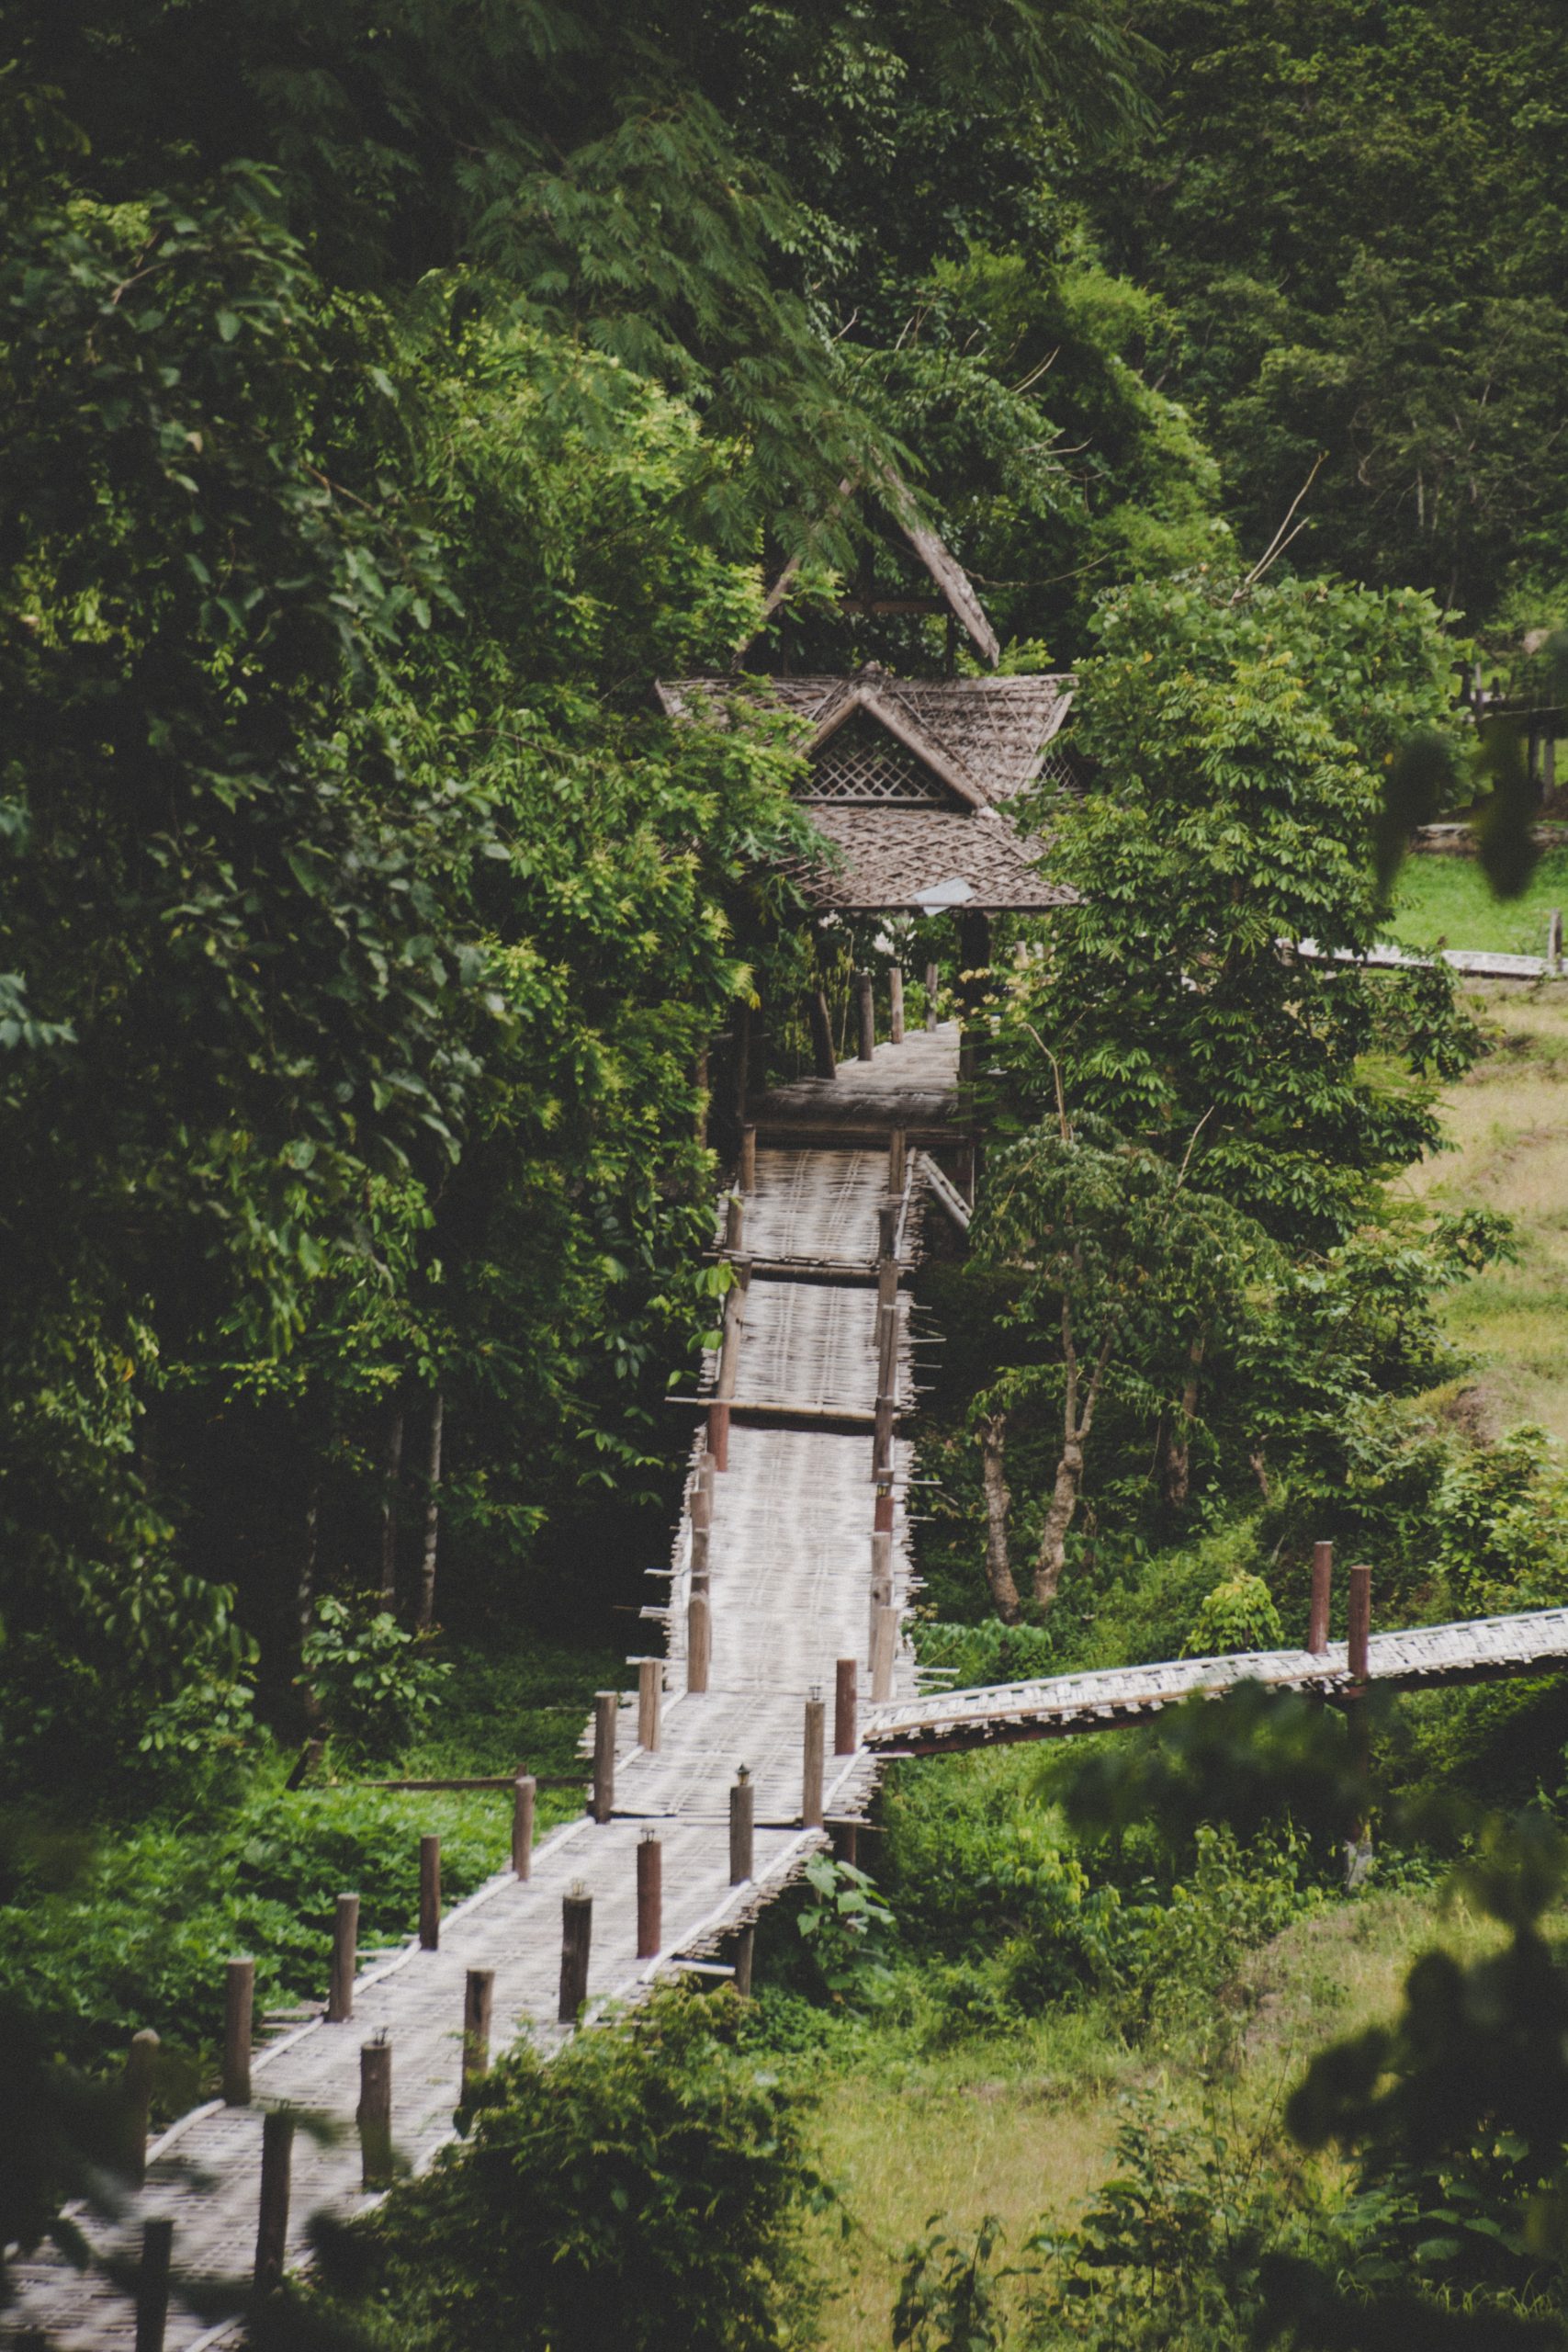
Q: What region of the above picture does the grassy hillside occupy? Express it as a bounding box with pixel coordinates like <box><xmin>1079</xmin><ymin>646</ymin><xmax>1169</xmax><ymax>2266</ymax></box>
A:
<box><xmin>1403</xmin><ymin>983</ymin><xmax>1568</xmax><ymax>1446</ymax></box>
<box><xmin>1384</xmin><ymin>851</ymin><xmax>1568</xmax><ymax>959</ymax></box>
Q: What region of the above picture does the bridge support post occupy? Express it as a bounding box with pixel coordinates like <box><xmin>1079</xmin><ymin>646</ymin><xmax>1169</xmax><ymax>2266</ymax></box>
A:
<box><xmin>733</xmin><ymin>1923</ymin><xmax>755</xmax><ymax>1999</ymax></box>
<box><xmin>637</xmin><ymin>1830</ymin><xmax>662</xmax><ymax>1960</ymax></box>
<box><xmin>512</xmin><ymin>1774</ymin><xmax>536</xmax><ymax>1879</ymax></box>
<box><xmin>419</xmin><ymin>1835</ymin><xmax>441</xmax><ymax>1950</ymax></box>
<box><xmin>327</xmin><ymin>1892</ymin><xmax>359</xmax><ymax>2023</ymax></box>
<box><xmin>1344</xmin><ymin>1565</ymin><xmax>1373</xmax><ymax>1890</ymax></box>
<box><xmin>134</xmin><ymin>2216</ymin><xmax>172</xmax><ymax>2352</ymax></box>
<box><xmin>358</xmin><ymin>2041</ymin><xmax>392</xmax><ymax>2188</ymax></box>
<box><xmin>592</xmin><ymin>1691</ymin><xmax>617</xmax><ymax>1824</ymax></box>
<box><xmin>687</xmin><ymin>1589</ymin><xmax>711</xmax><ymax>1692</ymax></box>
<box><xmin>558</xmin><ymin>1885</ymin><xmax>592</xmax><ymax>2022</ymax></box>
<box><xmin>739</xmin><ymin>1123</ymin><xmax>758</xmax><ymax>1191</ymax></box>
<box><xmin>223</xmin><ymin>1958</ymin><xmax>254</xmax><ymax>2107</ymax></box>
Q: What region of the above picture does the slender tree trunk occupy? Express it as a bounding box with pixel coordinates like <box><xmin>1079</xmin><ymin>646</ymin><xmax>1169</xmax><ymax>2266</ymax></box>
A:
<box><xmin>298</xmin><ymin>1477</ymin><xmax>321</xmax><ymax>1728</ymax></box>
<box><xmin>979</xmin><ymin>1413</ymin><xmax>1021</xmax><ymax>1623</ymax></box>
<box><xmin>1160</xmin><ymin>1329</ymin><xmax>1207</xmax><ymax>1510</ymax></box>
<box><xmin>379</xmin><ymin>1405</ymin><xmax>403</xmax><ymax>1605</ymax></box>
<box><xmin>415</xmin><ymin>1388</ymin><xmax>444</xmax><ymax>1634</ymax></box>
<box><xmin>1033</xmin><ymin>1313</ymin><xmax>1114</xmax><ymax>1611</ymax></box>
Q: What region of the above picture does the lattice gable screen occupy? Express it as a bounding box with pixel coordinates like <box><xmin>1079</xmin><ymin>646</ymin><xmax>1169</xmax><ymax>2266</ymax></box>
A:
<box><xmin>800</xmin><ymin>706</ymin><xmax>959</xmax><ymax>806</ymax></box>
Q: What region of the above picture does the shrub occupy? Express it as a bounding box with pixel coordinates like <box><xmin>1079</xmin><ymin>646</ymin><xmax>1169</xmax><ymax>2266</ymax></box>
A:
<box><xmin>1182</xmin><ymin>1573</ymin><xmax>1284</xmax><ymax>1659</ymax></box>
<box><xmin>308</xmin><ymin>1985</ymin><xmax>823</xmax><ymax>2352</ymax></box>
<box><xmin>302</xmin><ymin>1595</ymin><xmax>452</xmax><ymax>1758</ymax></box>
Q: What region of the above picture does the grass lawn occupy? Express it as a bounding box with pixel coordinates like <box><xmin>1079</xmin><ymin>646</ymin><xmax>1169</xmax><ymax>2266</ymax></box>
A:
<box><xmin>799</xmin><ymin>1883</ymin><xmax>1516</xmax><ymax>2349</ymax></box>
<box><xmin>1384</xmin><ymin>847</ymin><xmax>1568</xmax><ymax>958</ymax></box>
<box><xmin>1401</xmin><ymin>982</ymin><xmax>1568</xmax><ymax>1446</ymax></box>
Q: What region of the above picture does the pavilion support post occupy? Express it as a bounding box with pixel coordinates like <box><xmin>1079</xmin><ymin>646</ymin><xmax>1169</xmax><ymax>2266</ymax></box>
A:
<box><xmin>729</xmin><ymin>1767</ymin><xmax>754</xmax><ymax>1883</ymax></box>
<box><xmin>637</xmin><ymin>1831</ymin><xmax>662</xmax><ymax>1960</ymax></box>
<box><xmin>925</xmin><ymin>959</ymin><xmax>940</xmax><ymax>1031</ymax></box>
<box><xmin>419</xmin><ymin>1836</ymin><xmax>440</xmax><ymax>1951</ymax></box>
<box><xmin>327</xmin><ymin>1893</ymin><xmax>359</xmax><ymax>2024</ymax></box>
<box><xmin>889</xmin><ymin>967</ymin><xmax>906</xmax><ymax>1044</ymax></box>
<box><xmin>808</xmin><ymin>989</ymin><xmax>838</xmax><ymax>1080</ymax></box>
<box><xmin>802</xmin><ymin>1695</ymin><xmax>826</xmax><ymax>1829</ymax></box>
<box><xmin>855</xmin><ymin>971</ymin><xmax>875</xmax><ymax>1062</ymax></box>
<box><xmin>223</xmin><ymin>1959</ymin><xmax>254</xmax><ymax>2107</ymax></box>
<box><xmin>254</xmin><ymin>2109</ymin><xmax>294</xmax><ymax>2294</ymax></box>
<box><xmin>637</xmin><ymin>1658</ymin><xmax>663</xmax><ymax>1752</ymax></box>
<box><xmin>592</xmin><ymin>1691</ymin><xmax>617</xmax><ymax>1824</ymax></box>
<box><xmin>558</xmin><ymin>1886</ymin><xmax>592</xmax><ymax>2023</ymax></box>
<box><xmin>512</xmin><ymin>1774</ymin><xmax>536</xmax><ymax>1879</ymax></box>
<box><xmin>358</xmin><ymin>2041</ymin><xmax>392</xmax><ymax>2189</ymax></box>
<box><xmin>1308</xmin><ymin>1542</ymin><xmax>1333</xmax><ymax>1655</ymax></box>
<box><xmin>834</xmin><ymin>1657</ymin><xmax>858</xmax><ymax>1755</ymax></box>
<box><xmin>134</xmin><ymin>2217</ymin><xmax>173</xmax><ymax>2352</ymax></box>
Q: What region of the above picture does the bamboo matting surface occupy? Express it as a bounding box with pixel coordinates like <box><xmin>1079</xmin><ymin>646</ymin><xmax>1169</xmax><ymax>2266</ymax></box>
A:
<box><xmin>6</xmin><ymin>1035</ymin><xmax>948</xmax><ymax>2349</ymax></box>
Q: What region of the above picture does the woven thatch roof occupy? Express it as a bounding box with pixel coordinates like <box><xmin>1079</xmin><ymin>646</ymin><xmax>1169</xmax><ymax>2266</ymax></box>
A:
<box><xmin>655</xmin><ymin>664</ymin><xmax>1077</xmax><ymax>915</ymax></box>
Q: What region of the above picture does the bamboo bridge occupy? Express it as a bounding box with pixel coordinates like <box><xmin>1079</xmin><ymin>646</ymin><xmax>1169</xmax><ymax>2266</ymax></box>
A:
<box><xmin>2</xmin><ymin>1024</ymin><xmax>961</xmax><ymax>2350</ymax></box>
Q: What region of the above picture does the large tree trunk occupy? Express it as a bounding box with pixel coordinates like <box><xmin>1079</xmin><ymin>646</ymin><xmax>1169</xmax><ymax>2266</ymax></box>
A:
<box><xmin>414</xmin><ymin>1388</ymin><xmax>444</xmax><ymax>1634</ymax></box>
<box><xmin>1033</xmin><ymin>1312</ymin><xmax>1113</xmax><ymax>1612</ymax></box>
<box><xmin>379</xmin><ymin>1404</ymin><xmax>403</xmax><ymax>1605</ymax></box>
<box><xmin>1160</xmin><ymin>1329</ymin><xmax>1207</xmax><ymax>1510</ymax></box>
<box><xmin>298</xmin><ymin>1477</ymin><xmax>321</xmax><ymax>1728</ymax></box>
<box><xmin>979</xmin><ymin>1413</ymin><xmax>1021</xmax><ymax>1623</ymax></box>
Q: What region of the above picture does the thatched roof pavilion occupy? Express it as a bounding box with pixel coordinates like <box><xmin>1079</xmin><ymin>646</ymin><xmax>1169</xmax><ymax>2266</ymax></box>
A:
<box><xmin>655</xmin><ymin>664</ymin><xmax>1077</xmax><ymax>917</ymax></box>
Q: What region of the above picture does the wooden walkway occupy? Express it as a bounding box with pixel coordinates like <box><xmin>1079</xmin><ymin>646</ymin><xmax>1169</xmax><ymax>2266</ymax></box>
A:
<box><xmin>5</xmin><ymin>1028</ymin><xmax>961</xmax><ymax>2349</ymax></box>
<box><xmin>863</xmin><ymin>1606</ymin><xmax>1568</xmax><ymax>1757</ymax></box>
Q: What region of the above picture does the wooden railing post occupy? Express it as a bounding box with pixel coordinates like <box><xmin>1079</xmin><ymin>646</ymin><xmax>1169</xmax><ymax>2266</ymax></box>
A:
<box><xmin>733</xmin><ymin>1923</ymin><xmax>755</xmax><ymax>1999</ymax></box>
<box><xmin>802</xmin><ymin>1694</ymin><xmax>826</xmax><ymax>1829</ymax></box>
<box><xmin>873</xmin><ymin>1392</ymin><xmax>894</xmax><ymax>1479</ymax></box>
<box><xmin>739</xmin><ymin>1123</ymin><xmax>758</xmax><ymax>1192</ymax></box>
<box><xmin>876</xmin><ymin>1199</ymin><xmax>898</xmax><ymax>1261</ymax></box>
<box><xmin>871</xmin><ymin>1603</ymin><xmax>897</xmax><ymax>1703</ymax></box>
<box><xmin>1308</xmin><ymin>1541</ymin><xmax>1333</xmax><ymax>1655</ymax></box>
<box><xmin>592</xmin><ymin>1690</ymin><xmax>617</xmax><ymax>1824</ymax></box>
<box><xmin>637</xmin><ymin>1658</ymin><xmax>663</xmax><ymax>1752</ymax></box>
<box><xmin>1348</xmin><ymin>1564</ymin><xmax>1371</xmax><ymax>1684</ymax></box>
<box><xmin>327</xmin><ymin>1893</ymin><xmax>359</xmax><ymax>2024</ymax></box>
<box><xmin>724</xmin><ymin>1193</ymin><xmax>744</xmax><ymax>1253</ymax></box>
<box><xmin>462</xmin><ymin>1969</ymin><xmax>494</xmax><ymax>2097</ymax></box>
<box><xmin>834</xmin><ymin>1657</ymin><xmax>858</xmax><ymax>1755</ymax></box>
<box><xmin>358</xmin><ymin>2039</ymin><xmax>393</xmax><ymax>2189</ymax></box>
<box><xmin>869</xmin><ymin>1527</ymin><xmax>893</xmax><ymax>1654</ymax></box>
<box><xmin>419</xmin><ymin>1835</ymin><xmax>441</xmax><ymax>1951</ymax></box>
<box><xmin>512</xmin><ymin>1774</ymin><xmax>536</xmax><ymax>1879</ymax></box>
<box><xmin>558</xmin><ymin>1884</ymin><xmax>592</xmax><ymax>2023</ymax></box>
<box><xmin>134</xmin><ymin>2217</ymin><xmax>173</xmax><ymax>2352</ymax></box>
<box><xmin>729</xmin><ymin>1765</ymin><xmax>754</xmax><ymax>1884</ymax></box>
<box><xmin>637</xmin><ymin>1830</ymin><xmax>662</xmax><ymax>1960</ymax></box>
<box><xmin>254</xmin><ymin>2109</ymin><xmax>294</xmax><ymax>2293</ymax></box>
<box><xmin>855</xmin><ymin>971</ymin><xmax>875</xmax><ymax>1061</ymax></box>
<box><xmin>888</xmin><ymin>1125</ymin><xmax>907</xmax><ymax>1194</ymax></box>
<box><xmin>687</xmin><ymin>1588</ymin><xmax>712</xmax><ymax>1693</ymax></box>
<box><xmin>889</xmin><ymin>967</ymin><xmax>906</xmax><ymax>1044</ymax></box>
<box><xmin>874</xmin><ymin>1482</ymin><xmax>894</xmax><ymax>1534</ymax></box>
<box><xmin>223</xmin><ymin>1958</ymin><xmax>254</xmax><ymax>2107</ymax></box>
<box><xmin>124</xmin><ymin>2029</ymin><xmax>159</xmax><ymax>2188</ymax></box>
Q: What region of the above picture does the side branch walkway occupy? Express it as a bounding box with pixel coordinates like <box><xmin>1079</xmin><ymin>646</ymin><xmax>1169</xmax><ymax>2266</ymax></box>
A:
<box><xmin>5</xmin><ymin>1029</ymin><xmax>961</xmax><ymax>2351</ymax></box>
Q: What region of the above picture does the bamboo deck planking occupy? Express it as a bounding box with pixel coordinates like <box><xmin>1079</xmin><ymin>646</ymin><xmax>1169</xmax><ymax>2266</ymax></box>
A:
<box><xmin>5</xmin><ymin>1027</ymin><xmax>956</xmax><ymax>2349</ymax></box>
